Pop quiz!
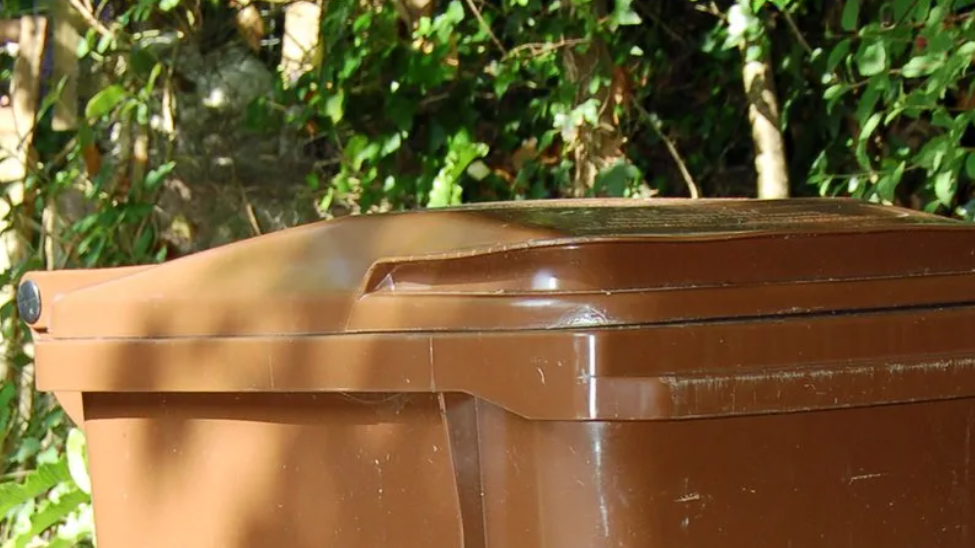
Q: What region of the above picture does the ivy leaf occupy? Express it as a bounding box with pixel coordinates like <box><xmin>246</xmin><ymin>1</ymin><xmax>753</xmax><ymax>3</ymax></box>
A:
<box><xmin>935</xmin><ymin>170</ymin><xmax>956</xmax><ymax>206</ymax></box>
<box><xmin>428</xmin><ymin>131</ymin><xmax>489</xmax><ymax>208</ymax></box>
<box><xmin>596</xmin><ymin>160</ymin><xmax>641</xmax><ymax>197</ymax></box>
<box><xmin>842</xmin><ymin>0</ymin><xmax>860</xmax><ymax>31</ymax></box>
<box><xmin>85</xmin><ymin>85</ymin><xmax>127</xmax><ymax>120</ymax></box>
<box><xmin>855</xmin><ymin>40</ymin><xmax>887</xmax><ymax>76</ymax></box>
<box><xmin>611</xmin><ymin>0</ymin><xmax>643</xmax><ymax>27</ymax></box>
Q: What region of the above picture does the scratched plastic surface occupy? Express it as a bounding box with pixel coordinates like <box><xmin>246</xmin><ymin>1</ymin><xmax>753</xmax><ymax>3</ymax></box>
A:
<box><xmin>20</xmin><ymin>198</ymin><xmax>975</xmax><ymax>548</ymax></box>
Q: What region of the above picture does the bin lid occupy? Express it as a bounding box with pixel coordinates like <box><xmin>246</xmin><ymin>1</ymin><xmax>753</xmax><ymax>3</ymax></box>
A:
<box><xmin>21</xmin><ymin>198</ymin><xmax>975</xmax><ymax>339</ymax></box>
<box><xmin>24</xmin><ymin>198</ymin><xmax>975</xmax><ymax>421</ymax></box>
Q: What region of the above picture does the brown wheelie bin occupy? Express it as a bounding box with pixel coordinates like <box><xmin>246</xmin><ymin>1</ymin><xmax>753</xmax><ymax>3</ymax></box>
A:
<box><xmin>18</xmin><ymin>198</ymin><xmax>975</xmax><ymax>548</ymax></box>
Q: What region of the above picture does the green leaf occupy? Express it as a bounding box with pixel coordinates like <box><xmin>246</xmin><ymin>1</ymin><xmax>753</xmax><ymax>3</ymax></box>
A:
<box><xmin>842</xmin><ymin>0</ymin><xmax>860</xmax><ymax>31</ymax></box>
<box><xmin>965</xmin><ymin>153</ymin><xmax>975</xmax><ymax>179</ymax></box>
<box><xmin>856</xmin><ymin>111</ymin><xmax>883</xmax><ymax>169</ymax></box>
<box><xmin>0</xmin><ymin>461</ymin><xmax>71</xmax><ymax>518</ymax></box>
<box><xmin>159</xmin><ymin>0</ymin><xmax>180</xmax><ymax>11</ymax></box>
<box><xmin>935</xmin><ymin>170</ymin><xmax>956</xmax><ymax>206</ymax></box>
<box><xmin>902</xmin><ymin>54</ymin><xmax>944</xmax><ymax>77</ymax></box>
<box><xmin>913</xmin><ymin>0</ymin><xmax>931</xmax><ymax>22</ymax></box>
<box><xmin>925</xmin><ymin>3</ymin><xmax>945</xmax><ymax>28</ymax></box>
<box><xmin>595</xmin><ymin>160</ymin><xmax>641</xmax><ymax>197</ymax></box>
<box><xmin>75</xmin><ymin>36</ymin><xmax>90</xmax><ymax>59</ymax></box>
<box><xmin>611</xmin><ymin>0</ymin><xmax>643</xmax><ymax>27</ymax></box>
<box><xmin>824</xmin><ymin>84</ymin><xmax>847</xmax><ymax>101</ymax></box>
<box><xmin>444</xmin><ymin>0</ymin><xmax>465</xmax><ymax>24</ymax></box>
<box><xmin>957</xmin><ymin>41</ymin><xmax>975</xmax><ymax>60</ymax></box>
<box><xmin>325</xmin><ymin>89</ymin><xmax>345</xmax><ymax>124</ymax></box>
<box><xmin>144</xmin><ymin>161</ymin><xmax>175</xmax><ymax>191</ymax></box>
<box><xmin>12</xmin><ymin>439</ymin><xmax>41</xmax><ymax>464</ymax></box>
<box><xmin>385</xmin><ymin>94</ymin><xmax>416</xmax><ymax>132</ymax></box>
<box><xmin>877</xmin><ymin>161</ymin><xmax>906</xmax><ymax>202</ymax></box>
<box><xmin>95</xmin><ymin>33</ymin><xmax>113</xmax><ymax>54</ymax></box>
<box><xmin>826</xmin><ymin>38</ymin><xmax>851</xmax><ymax>73</ymax></box>
<box><xmin>893</xmin><ymin>0</ymin><xmax>914</xmax><ymax>20</ymax></box>
<box><xmin>855</xmin><ymin>75</ymin><xmax>887</xmax><ymax>127</ymax></box>
<box><xmin>925</xmin><ymin>33</ymin><xmax>954</xmax><ymax>55</ymax></box>
<box><xmin>381</xmin><ymin>133</ymin><xmax>402</xmax><ymax>156</ymax></box>
<box><xmin>855</xmin><ymin>40</ymin><xmax>887</xmax><ymax>76</ymax></box>
<box><xmin>428</xmin><ymin>132</ymin><xmax>489</xmax><ymax>208</ymax></box>
<box><xmin>66</xmin><ymin>429</ymin><xmax>90</xmax><ymax>495</ymax></box>
<box><xmin>10</xmin><ymin>489</ymin><xmax>90</xmax><ymax>548</ymax></box>
<box><xmin>884</xmin><ymin>107</ymin><xmax>904</xmax><ymax>126</ymax></box>
<box><xmin>0</xmin><ymin>383</ymin><xmax>14</xmax><ymax>443</ymax></box>
<box><xmin>85</xmin><ymin>85</ymin><xmax>127</xmax><ymax>120</ymax></box>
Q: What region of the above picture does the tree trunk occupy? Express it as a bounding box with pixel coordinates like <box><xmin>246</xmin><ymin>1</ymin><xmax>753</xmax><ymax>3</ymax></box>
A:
<box><xmin>741</xmin><ymin>32</ymin><xmax>790</xmax><ymax>199</ymax></box>
<box><xmin>562</xmin><ymin>2</ymin><xmax>625</xmax><ymax>197</ymax></box>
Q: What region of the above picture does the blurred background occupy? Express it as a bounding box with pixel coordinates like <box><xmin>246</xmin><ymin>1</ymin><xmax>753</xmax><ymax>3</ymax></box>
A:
<box><xmin>0</xmin><ymin>0</ymin><xmax>973</xmax><ymax>544</ymax></box>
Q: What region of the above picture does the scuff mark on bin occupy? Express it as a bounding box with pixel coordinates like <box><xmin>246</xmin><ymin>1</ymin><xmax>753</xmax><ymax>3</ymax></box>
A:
<box><xmin>267</xmin><ymin>355</ymin><xmax>275</xmax><ymax>389</ymax></box>
<box><xmin>556</xmin><ymin>305</ymin><xmax>609</xmax><ymax>328</ymax></box>
<box><xmin>849</xmin><ymin>473</ymin><xmax>885</xmax><ymax>484</ymax></box>
<box><xmin>659</xmin><ymin>356</ymin><xmax>975</xmax><ymax>417</ymax></box>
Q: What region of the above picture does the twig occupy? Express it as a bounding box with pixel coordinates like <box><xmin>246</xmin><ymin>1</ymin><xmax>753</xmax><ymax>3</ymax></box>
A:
<box><xmin>67</xmin><ymin>0</ymin><xmax>117</xmax><ymax>42</ymax></box>
<box><xmin>694</xmin><ymin>1</ymin><xmax>725</xmax><ymax>19</ymax></box>
<box><xmin>635</xmin><ymin>103</ymin><xmax>700</xmax><ymax>199</ymax></box>
<box><xmin>778</xmin><ymin>8</ymin><xmax>813</xmax><ymax>55</ymax></box>
<box><xmin>232</xmin><ymin>164</ymin><xmax>262</xmax><ymax>236</ymax></box>
<box><xmin>463</xmin><ymin>0</ymin><xmax>506</xmax><ymax>54</ymax></box>
<box><xmin>505</xmin><ymin>38</ymin><xmax>589</xmax><ymax>60</ymax></box>
<box><xmin>94</xmin><ymin>0</ymin><xmax>111</xmax><ymax>21</ymax></box>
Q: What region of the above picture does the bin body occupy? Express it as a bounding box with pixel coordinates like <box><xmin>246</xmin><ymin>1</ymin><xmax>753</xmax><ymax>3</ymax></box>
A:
<box><xmin>21</xmin><ymin>198</ymin><xmax>975</xmax><ymax>548</ymax></box>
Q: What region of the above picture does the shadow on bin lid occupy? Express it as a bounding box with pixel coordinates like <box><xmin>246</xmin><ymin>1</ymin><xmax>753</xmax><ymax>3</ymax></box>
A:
<box><xmin>19</xmin><ymin>197</ymin><xmax>975</xmax><ymax>339</ymax></box>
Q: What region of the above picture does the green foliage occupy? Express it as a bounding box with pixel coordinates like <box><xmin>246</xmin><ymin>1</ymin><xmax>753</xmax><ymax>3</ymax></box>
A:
<box><xmin>0</xmin><ymin>430</ymin><xmax>93</xmax><ymax>547</ymax></box>
<box><xmin>805</xmin><ymin>0</ymin><xmax>975</xmax><ymax>215</ymax></box>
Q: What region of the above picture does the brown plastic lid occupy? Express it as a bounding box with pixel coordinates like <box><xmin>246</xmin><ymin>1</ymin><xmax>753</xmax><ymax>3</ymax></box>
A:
<box><xmin>23</xmin><ymin>197</ymin><xmax>975</xmax><ymax>338</ymax></box>
<box><xmin>23</xmin><ymin>198</ymin><xmax>975</xmax><ymax>420</ymax></box>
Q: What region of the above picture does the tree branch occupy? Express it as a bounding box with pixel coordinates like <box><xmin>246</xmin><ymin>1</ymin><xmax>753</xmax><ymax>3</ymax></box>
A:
<box><xmin>634</xmin><ymin>103</ymin><xmax>700</xmax><ymax>199</ymax></box>
<box><xmin>67</xmin><ymin>0</ymin><xmax>117</xmax><ymax>43</ymax></box>
<box><xmin>778</xmin><ymin>8</ymin><xmax>813</xmax><ymax>55</ymax></box>
<box><xmin>463</xmin><ymin>0</ymin><xmax>506</xmax><ymax>54</ymax></box>
<box><xmin>504</xmin><ymin>38</ymin><xmax>588</xmax><ymax>60</ymax></box>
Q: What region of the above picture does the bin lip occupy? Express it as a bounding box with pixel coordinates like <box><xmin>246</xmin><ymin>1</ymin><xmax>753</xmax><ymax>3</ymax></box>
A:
<box><xmin>31</xmin><ymin>305</ymin><xmax>975</xmax><ymax>420</ymax></box>
<box><xmin>20</xmin><ymin>197</ymin><xmax>975</xmax><ymax>339</ymax></box>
